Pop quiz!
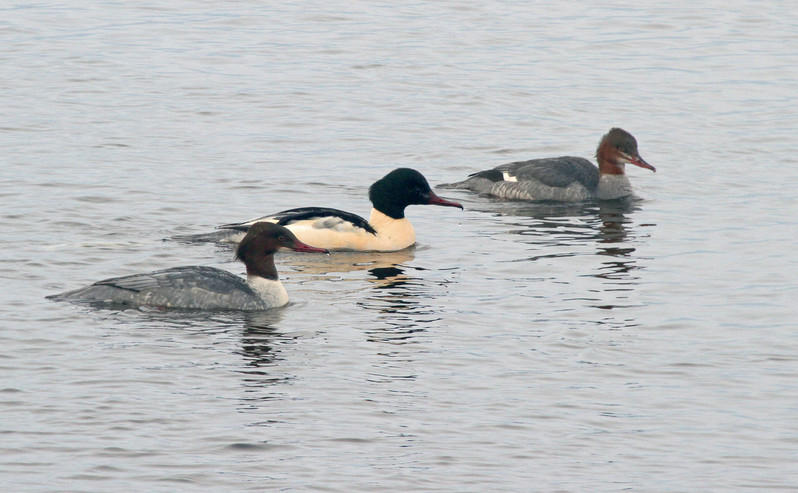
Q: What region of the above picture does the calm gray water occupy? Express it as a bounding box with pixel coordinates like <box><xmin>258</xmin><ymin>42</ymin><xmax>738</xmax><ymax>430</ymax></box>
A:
<box><xmin>2</xmin><ymin>1</ymin><xmax>797</xmax><ymax>491</ymax></box>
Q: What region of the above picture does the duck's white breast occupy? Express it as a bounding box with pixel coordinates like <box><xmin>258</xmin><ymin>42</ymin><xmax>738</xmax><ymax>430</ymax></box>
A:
<box><xmin>246</xmin><ymin>275</ymin><xmax>289</xmax><ymax>308</ymax></box>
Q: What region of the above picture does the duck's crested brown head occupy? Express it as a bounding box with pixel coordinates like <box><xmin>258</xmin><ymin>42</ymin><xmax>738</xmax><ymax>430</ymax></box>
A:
<box><xmin>596</xmin><ymin>128</ymin><xmax>655</xmax><ymax>174</ymax></box>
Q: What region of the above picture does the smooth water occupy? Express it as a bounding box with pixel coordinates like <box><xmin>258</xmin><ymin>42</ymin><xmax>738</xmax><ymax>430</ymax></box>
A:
<box><xmin>2</xmin><ymin>1</ymin><xmax>797</xmax><ymax>491</ymax></box>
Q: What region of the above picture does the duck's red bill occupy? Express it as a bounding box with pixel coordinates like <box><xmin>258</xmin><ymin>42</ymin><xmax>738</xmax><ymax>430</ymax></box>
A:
<box><xmin>631</xmin><ymin>155</ymin><xmax>656</xmax><ymax>172</ymax></box>
<box><xmin>428</xmin><ymin>192</ymin><xmax>464</xmax><ymax>209</ymax></box>
<box><xmin>291</xmin><ymin>242</ymin><xmax>330</xmax><ymax>255</ymax></box>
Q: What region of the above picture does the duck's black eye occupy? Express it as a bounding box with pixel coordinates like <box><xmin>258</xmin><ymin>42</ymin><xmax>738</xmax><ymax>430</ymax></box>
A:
<box><xmin>278</xmin><ymin>235</ymin><xmax>286</xmax><ymax>242</ymax></box>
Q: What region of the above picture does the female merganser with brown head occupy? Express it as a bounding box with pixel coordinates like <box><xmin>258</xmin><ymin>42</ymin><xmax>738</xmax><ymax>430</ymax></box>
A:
<box><xmin>439</xmin><ymin>128</ymin><xmax>655</xmax><ymax>201</ymax></box>
<box><xmin>48</xmin><ymin>223</ymin><xmax>329</xmax><ymax>311</ymax></box>
<box><xmin>208</xmin><ymin>168</ymin><xmax>463</xmax><ymax>251</ymax></box>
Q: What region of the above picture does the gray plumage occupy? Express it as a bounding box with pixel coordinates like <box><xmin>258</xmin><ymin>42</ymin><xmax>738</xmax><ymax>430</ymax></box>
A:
<box><xmin>439</xmin><ymin>157</ymin><xmax>603</xmax><ymax>202</ymax></box>
<box><xmin>493</xmin><ymin>157</ymin><xmax>599</xmax><ymax>189</ymax></box>
<box><xmin>47</xmin><ymin>266</ymin><xmax>274</xmax><ymax>311</ymax></box>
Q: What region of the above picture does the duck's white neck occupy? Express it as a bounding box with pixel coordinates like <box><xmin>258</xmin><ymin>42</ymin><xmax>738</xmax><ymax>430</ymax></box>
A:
<box><xmin>368</xmin><ymin>208</ymin><xmax>416</xmax><ymax>251</ymax></box>
<box><xmin>247</xmin><ymin>275</ymin><xmax>289</xmax><ymax>307</ymax></box>
<box><xmin>595</xmin><ymin>173</ymin><xmax>633</xmax><ymax>200</ymax></box>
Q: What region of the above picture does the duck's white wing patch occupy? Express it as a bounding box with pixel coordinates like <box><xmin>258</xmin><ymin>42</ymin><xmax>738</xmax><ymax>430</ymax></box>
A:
<box><xmin>501</xmin><ymin>172</ymin><xmax>518</xmax><ymax>182</ymax></box>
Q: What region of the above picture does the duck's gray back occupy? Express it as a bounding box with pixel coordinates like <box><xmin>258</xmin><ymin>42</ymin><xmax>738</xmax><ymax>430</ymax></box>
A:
<box><xmin>498</xmin><ymin>156</ymin><xmax>599</xmax><ymax>189</ymax></box>
<box><xmin>49</xmin><ymin>266</ymin><xmax>270</xmax><ymax>310</ymax></box>
<box><xmin>439</xmin><ymin>156</ymin><xmax>600</xmax><ymax>201</ymax></box>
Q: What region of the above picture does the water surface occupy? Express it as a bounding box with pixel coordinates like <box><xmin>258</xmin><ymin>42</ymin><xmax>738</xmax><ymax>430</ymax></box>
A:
<box><xmin>2</xmin><ymin>1</ymin><xmax>797</xmax><ymax>491</ymax></box>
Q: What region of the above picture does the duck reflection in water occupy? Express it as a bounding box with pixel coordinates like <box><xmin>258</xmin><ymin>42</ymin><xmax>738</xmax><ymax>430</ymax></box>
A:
<box><xmin>469</xmin><ymin>197</ymin><xmax>651</xmax><ymax>282</ymax></box>
<box><xmin>594</xmin><ymin>200</ymin><xmax>646</xmax><ymax>281</ymax></box>
<box><xmin>235</xmin><ymin>310</ymin><xmax>296</xmax><ymax>397</ymax></box>
<box><xmin>358</xmin><ymin>262</ymin><xmax>447</xmax><ymax>344</ymax></box>
<box><xmin>282</xmin><ymin>248</ymin><xmax>416</xmax><ymax>277</ymax></box>
<box><xmin>248</xmin><ymin>247</ymin><xmax>435</xmax><ymax>344</ymax></box>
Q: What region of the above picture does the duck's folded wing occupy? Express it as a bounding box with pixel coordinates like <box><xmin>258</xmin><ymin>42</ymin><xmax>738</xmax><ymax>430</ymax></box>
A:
<box><xmin>95</xmin><ymin>266</ymin><xmax>247</xmax><ymax>295</ymax></box>
<box><xmin>493</xmin><ymin>156</ymin><xmax>599</xmax><ymax>189</ymax></box>
<box><xmin>218</xmin><ymin>207</ymin><xmax>376</xmax><ymax>235</ymax></box>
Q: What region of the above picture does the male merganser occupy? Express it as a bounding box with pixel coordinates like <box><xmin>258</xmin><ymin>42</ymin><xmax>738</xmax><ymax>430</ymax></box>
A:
<box><xmin>207</xmin><ymin>168</ymin><xmax>463</xmax><ymax>251</ymax></box>
<box><xmin>47</xmin><ymin>223</ymin><xmax>329</xmax><ymax>311</ymax></box>
<box><xmin>439</xmin><ymin>128</ymin><xmax>655</xmax><ymax>201</ymax></box>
